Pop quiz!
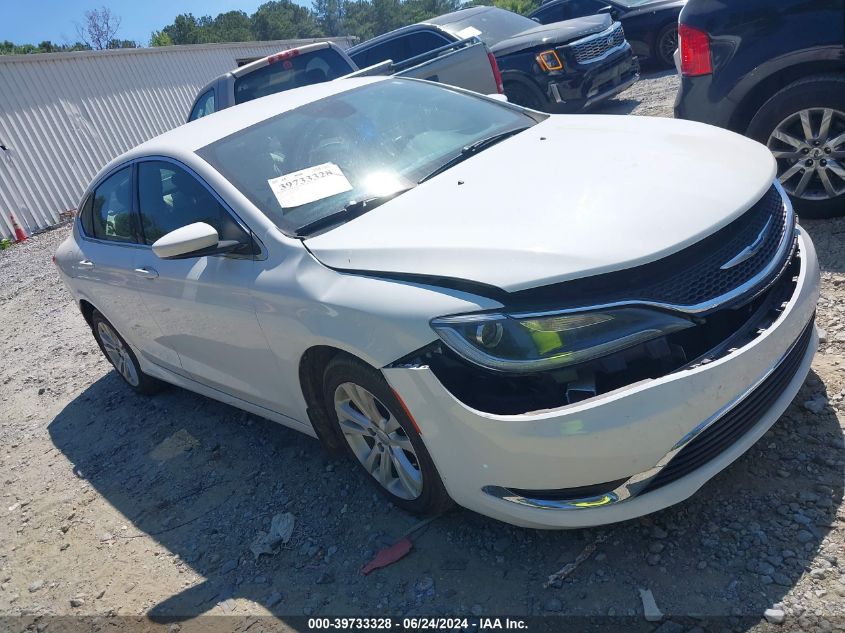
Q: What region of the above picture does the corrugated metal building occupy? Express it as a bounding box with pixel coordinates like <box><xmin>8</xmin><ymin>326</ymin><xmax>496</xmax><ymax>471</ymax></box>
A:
<box><xmin>0</xmin><ymin>38</ymin><xmax>355</xmax><ymax>239</ymax></box>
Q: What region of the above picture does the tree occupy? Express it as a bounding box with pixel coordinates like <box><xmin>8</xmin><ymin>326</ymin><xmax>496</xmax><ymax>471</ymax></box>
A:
<box><xmin>341</xmin><ymin>0</ymin><xmax>377</xmax><ymax>39</ymax></box>
<box><xmin>210</xmin><ymin>10</ymin><xmax>253</xmax><ymax>42</ymax></box>
<box><xmin>403</xmin><ymin>0</ymin><xmax>461</xmax><ymax>23</ymax></box>
<box><xmin>149</xmin><ymin>30</ymin><xmax>173</xmax><ymax>47</ymax></box>
<box><xmin>76</xmin><ymin>6</ymin><xmax>124</xmax><ymax>50</ymax></box>
<box><xmin>252</xmin><ymin>1</ymin><xmax>323</xmax><ymax>39</ymax></box>
<box><xmin>0</xmin><ymin>39</ymin><xmax>91</xmax><ymax>55</ymax></box>
<box><xmin>313</xmin><ymin>0</ymin><xmax>345</xmax><ymax>37</ymax></box>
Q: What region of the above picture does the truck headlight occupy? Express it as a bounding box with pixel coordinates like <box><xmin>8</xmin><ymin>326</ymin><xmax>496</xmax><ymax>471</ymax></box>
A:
<box><xmin>430</xmin><ymin>307</ymin><xmax>694</xmax><ymax>373</ymax></box>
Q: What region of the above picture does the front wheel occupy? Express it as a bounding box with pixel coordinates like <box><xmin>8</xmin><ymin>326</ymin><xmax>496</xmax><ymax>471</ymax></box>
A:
<box><xmin>323</xmin><ymin>357</ymin><xmax>452</xmax><ymax>515</ymax></box>
<box><xmin>747</xmin><ymin>75</ymin><xmax>845</xmax><ymax>218</ymax></box>
<box><xmin>504</xmin><ymin>81</ymin><xmax>547</xmax><ymax>111</ymax></box>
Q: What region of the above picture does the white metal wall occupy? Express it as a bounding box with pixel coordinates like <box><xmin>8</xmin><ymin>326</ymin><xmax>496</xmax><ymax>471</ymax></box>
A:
<box><xmin>0</xmin><ymin>38</ymin><xmax>355</xmax><ymax>239</ymax></box>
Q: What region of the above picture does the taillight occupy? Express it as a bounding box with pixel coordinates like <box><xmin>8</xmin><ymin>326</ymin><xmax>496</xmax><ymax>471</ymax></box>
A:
<box><xmin>487</xmin><ymin>52</ymin><xmax>504</xmax><ymax>94</ymax></box>
<box><xmin>678</xmin><ymin>24</ymin><xmax>712</xmax><ymax>76</ymax></box>
<box><xmin>536</xmin><ymin>49</ymin><xmax>564</xmax><ymax>72</ymax></box>
<box><xmin>268</xmin><ymin>48</ymin><xmax>300</xmax><ymax>64</ymax></box>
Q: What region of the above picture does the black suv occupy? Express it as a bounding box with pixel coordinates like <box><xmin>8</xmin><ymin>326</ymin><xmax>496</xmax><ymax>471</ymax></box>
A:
<box><xmin>675</xmin><ymin>0</ymin><xmax>845</xmax><ymax>218</ymax></box>
<box><xmin>348</xmin><ymin>7</ymin><xmax>639</xmax><ymax>113</ymax></box>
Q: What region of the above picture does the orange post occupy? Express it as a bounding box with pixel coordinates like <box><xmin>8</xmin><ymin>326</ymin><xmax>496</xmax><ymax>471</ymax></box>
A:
<box><xmin>9</xmin><ymin>213</ymin><xmax>27</xmax><ymax>242</ymax></box>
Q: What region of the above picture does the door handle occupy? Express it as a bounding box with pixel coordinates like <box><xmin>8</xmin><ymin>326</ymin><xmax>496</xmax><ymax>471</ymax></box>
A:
<box><xmin>134</xmin><ymin>267</ymin><xmax>159</xmax><ymax>280</ymax></box>
<box><xmin>78</xmin><ymin>260</ymin><xmax>94</xmax><ymax>269</ymax></box>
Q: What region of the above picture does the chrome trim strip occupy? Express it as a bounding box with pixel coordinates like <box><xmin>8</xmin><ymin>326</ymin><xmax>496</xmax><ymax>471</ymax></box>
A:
<box><xmin>482</xmin><ymin>313</ymin><xmax>815</xmax><ymax>511</ymax></box>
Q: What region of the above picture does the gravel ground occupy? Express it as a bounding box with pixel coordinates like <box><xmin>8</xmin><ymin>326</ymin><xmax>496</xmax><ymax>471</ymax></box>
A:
<box><xmin>1</xmin><ymin>70</ymin><xmax>845</xmax><ymax>633</ymax></box>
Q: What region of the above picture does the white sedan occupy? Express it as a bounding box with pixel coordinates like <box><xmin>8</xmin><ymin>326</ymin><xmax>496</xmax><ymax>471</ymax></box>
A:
<box><xmin>55</xmin><ymin>77</ymin><xmax>819</xmax><ymax>529</ymax></box>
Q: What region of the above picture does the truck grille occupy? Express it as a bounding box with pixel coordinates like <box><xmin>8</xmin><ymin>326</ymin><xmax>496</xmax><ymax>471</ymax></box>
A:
<box><xmin>570</xmin><ymin>22</ymin><xmax>626</xmax><ymax>64</ymax></box>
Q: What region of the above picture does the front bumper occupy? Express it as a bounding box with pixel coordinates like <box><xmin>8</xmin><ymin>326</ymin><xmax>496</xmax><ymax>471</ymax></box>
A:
<box><xmin>384</xmin><ymin>230</ymin><xmax>820</xmax><ymax>529</ymax></box>
<box><xmin>546</xmin><ymin>47</ymin><xmax>640</xmax><ymax>112</ymax></box>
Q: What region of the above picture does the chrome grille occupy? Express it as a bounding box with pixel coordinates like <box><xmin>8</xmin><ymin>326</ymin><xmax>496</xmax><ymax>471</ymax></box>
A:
<box><xmin>570</xmin><ymin>22</ymin><xmax>626</xmax><ymax>64</ymax></box>
<box><xmin>506</xmin><ymin>185</ymin><xmax>795</xmax><ymax>315</ymax></box>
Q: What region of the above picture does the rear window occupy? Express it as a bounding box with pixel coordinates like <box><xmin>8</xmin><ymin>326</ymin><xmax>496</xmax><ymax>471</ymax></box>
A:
<box><xmin>234</xmin><ymin>49</ymin><xmax>352</xmax><ymax>105</ymax></box>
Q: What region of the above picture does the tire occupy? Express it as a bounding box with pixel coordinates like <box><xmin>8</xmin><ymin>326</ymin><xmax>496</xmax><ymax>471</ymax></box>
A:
<box><xmin>91</xmin><ymin>310</ymin><xmax>162</xmax><ymax>395</ymax></box>
<box><xmin>747</xmin><ymin>74</ymin><xmax>845</xmax><ymax>218</ymax></box>
<box><xmin>504</xmin><ymin>80</ymin><xmax>547</xmax><ymax>111</ymax></box>
<box><xmin>323</xmin><ymin>356</ymin><xmax>452</xmax><ymax>515</ymax></box>
<box><xmin>654</xmin><ymin>23</ymin><xmax>678</xmax><ymax>69</ymax></box>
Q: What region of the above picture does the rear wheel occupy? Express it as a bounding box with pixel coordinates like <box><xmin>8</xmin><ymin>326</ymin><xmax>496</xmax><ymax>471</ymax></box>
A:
<box><xmin>655</xmin><ymin>23</ymin><xmax>678</xmax><ymax>68</ymax></box>
<box><xmin>323</xmin><ymin>357</ymin><xmax>452</xmax><ymax>514</ymax></box>
<box><xmin>91</xmin><ymin>310</ymin><xmax>161</xmax><ymax>395</ymax></box>
<box><xmin>747</xmin><ymin>75</ymin><xmax>845</xmax><ymax>218</ymax></box>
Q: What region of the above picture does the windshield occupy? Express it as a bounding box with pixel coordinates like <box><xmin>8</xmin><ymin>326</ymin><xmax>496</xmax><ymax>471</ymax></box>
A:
<box><xmin>432</xmin><ymin>8</ymin><xmax>538</xmax><ymax>47</ymax></box>
<box><xmin>198</xmin><ymin>79</ymin><xmax>538</xmax><ymax>236</ymax></box>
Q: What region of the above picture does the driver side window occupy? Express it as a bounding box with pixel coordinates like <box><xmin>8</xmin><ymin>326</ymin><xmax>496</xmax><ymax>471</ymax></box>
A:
<box><xmin>137</xmin><ymin>161</ymin><xmax>250</xmax><ymax>249</ymax></box>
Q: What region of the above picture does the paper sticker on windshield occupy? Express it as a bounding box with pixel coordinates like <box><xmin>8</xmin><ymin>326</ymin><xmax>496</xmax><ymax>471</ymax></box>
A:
<box><xmin>268</xmin><ymin>163</ymin><xmax>352</xmax><ymax>209</ymax></box>
<box><xmin>456</xmin><ymin>26</ymin><xmax>482</xmax><ymax>39</ymax></box>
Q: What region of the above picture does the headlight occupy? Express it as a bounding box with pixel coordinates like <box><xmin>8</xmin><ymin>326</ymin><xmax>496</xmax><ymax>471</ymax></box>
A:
<box><xmin>430</xmin><ymin>307</ymin><xmax>694</xmax><ymax>373</ymax></box>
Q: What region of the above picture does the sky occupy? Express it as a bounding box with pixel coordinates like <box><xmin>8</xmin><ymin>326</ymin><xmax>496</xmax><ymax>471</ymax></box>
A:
<box><xmin>0</xmin><ymin>0</ymin><xmax>308</xmax><ymax>47</ymax></box>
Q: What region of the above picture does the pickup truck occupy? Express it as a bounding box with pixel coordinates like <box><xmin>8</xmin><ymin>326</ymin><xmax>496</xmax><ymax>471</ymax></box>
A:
<box><xmin>347</xmin><ymin>7</ymin><xmax>639</xmax><ymax>112</ymax></box>
<box><xmin>187</xmin><ymin>40</ymin><xmax>501</xmax><ymax>122</ymax></box>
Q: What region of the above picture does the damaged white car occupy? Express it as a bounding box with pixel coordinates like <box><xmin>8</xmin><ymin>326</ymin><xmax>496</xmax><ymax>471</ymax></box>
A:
<box><xmin>55</xmin><ymin>77</ymin><xmax>820</xmax><ymax>528</ymax></box>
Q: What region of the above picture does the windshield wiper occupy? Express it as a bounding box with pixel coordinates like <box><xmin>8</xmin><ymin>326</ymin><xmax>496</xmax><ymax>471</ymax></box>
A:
<box><xmin>295</xmin><ymin>187</ymin><xmax>415</xmax><ymax>237</ymax></box>
<box><xmin>418</xmin><ymin>127</ymin><xmax>531</xmax><ymax>184</ymax></box>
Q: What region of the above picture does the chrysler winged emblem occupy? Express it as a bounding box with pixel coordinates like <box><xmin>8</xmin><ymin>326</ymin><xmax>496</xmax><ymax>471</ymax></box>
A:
<box><xmin>720</xmin><ymin>217</ymin><xmax>774</xmax><ymax>270</ymax></box>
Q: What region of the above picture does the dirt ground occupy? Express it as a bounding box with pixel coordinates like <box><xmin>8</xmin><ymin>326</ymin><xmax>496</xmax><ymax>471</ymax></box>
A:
<box><xmin>2</xmin><ymin>70</ymin><xmax>845</xmax><ymax>633</ymax></box>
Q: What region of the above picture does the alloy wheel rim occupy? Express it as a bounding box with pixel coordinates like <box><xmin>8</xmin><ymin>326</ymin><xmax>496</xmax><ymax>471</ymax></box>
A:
<box><xmin>768</xmin><ymin>107</ymin><xmax>845</xmax><ymax>201</ymax></box>
<box><xmin>97</xmin><ymin>322</ymin><xmax>140</xmax><ymax>387</ymax></box>
<box><xmin>659</xmin><ymin>28</ymin><xmax>678</xmax><ymax>64</ymax></box>
<box><xmin>334</xmin><ymin>382</ymin><xmax>423</xmax><ymax>500</ymax></box>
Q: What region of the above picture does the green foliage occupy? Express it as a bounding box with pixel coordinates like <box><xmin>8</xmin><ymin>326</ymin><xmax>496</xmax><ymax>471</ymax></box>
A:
<box><xmin>492</xmin><ymin>0</ymin><xmax>539</xmax><ymax>15</ymax></box>
<box><xmin>252</xmin><ymin>1</ymin><xmax>323</xmax><ymax>39</ymax></box>
<box><xmin>0</xmin><ymin>40</ymin><xmax>92</xmax><ymax>55</ymax></box>
<box><xmin>149</xmin><ymin>0</ymin><xmax>467</xmax><ymax>45</ymax></box>
<box><xmin>467</xmin><ymin>0</ymin><xmax>538</xmax><ymax>14</ymax></box>
<box><xmin>3</xmin><ymin>0</ymin><xmax>528</xmax><ymax>56</ymax></box>
<box><xmin>149</xmin><ymin>31</ymin><xmax>173</xmax><ymax>47</ymax></box>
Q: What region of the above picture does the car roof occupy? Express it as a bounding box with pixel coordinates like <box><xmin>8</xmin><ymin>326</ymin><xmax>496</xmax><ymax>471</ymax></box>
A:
<box><xmin>425</xmin><ymin>6</ymin><xmax>500</xmax><ymax>26</ymax></box>
<box><xmin>347</xmin><ymin>24</ymin><xmax>445</xmax><ymax>54</ymax></box>
<box><xmin>98</xmin><ymin>76</ymin><xmax>387</xmax><ymax>179</ymax></box>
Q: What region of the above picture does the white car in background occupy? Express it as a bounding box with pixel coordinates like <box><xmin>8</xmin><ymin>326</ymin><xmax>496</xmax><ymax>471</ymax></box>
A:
<box><xmin>55</xmin><ymin>77</ymin><xmax>819</xmax><ymax>529</ymax></box>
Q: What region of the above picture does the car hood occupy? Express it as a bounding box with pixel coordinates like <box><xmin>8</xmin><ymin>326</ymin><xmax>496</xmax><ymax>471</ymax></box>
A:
<box><xmin>621</xmin><ymin>0</ymin><xmax>686</xmax><ymax>19</ymax></box>
<box><xmin>305</xmin><ymin>115</ymin><xmax>776</xmax><ymax>294</ymax></box>
<box><xmin>489</xmin><ymin>14</ymin><xmax>612</xmax><ymax>56</ymax></box>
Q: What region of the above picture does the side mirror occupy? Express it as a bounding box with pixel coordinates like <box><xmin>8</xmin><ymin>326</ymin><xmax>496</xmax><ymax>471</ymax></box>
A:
<box><xmin>152</xmin><ymin>222</ymin><xmax>242</xmax><ymax>259</ymax></box>
<box><xmin>486</xmin><ymin>93</ymin><xmax>509</xmax><ymax>102</ymax></box>
<box><xmin>598</xmin><ymin>5</ymin><xmax>619</xmax><ymax>19</ymax></box>
<box><xmin>531</xmin><ymin>16</ymin><xmax>541</xmax><ymax>22</ymax></box>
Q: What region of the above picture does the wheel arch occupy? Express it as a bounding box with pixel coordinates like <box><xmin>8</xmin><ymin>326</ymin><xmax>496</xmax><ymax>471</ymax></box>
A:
<box><xmin>501</xmin><ymin>72</ymin><xmax>547</xmax><ymax>100</ymax></box>
<box><xmin>298</xmin><ymin>345</ymin><xmax>379</xmax><ymax>456</ymax></box>
<box><xmin>79</xmin><ymin>298</ymin><xmax>96</xmax><ymax>326</ymax></box>
<box><xmin>731</xmin><ymin>65</ymin><xmax>845</xmax><ymax>134</ymax></box>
